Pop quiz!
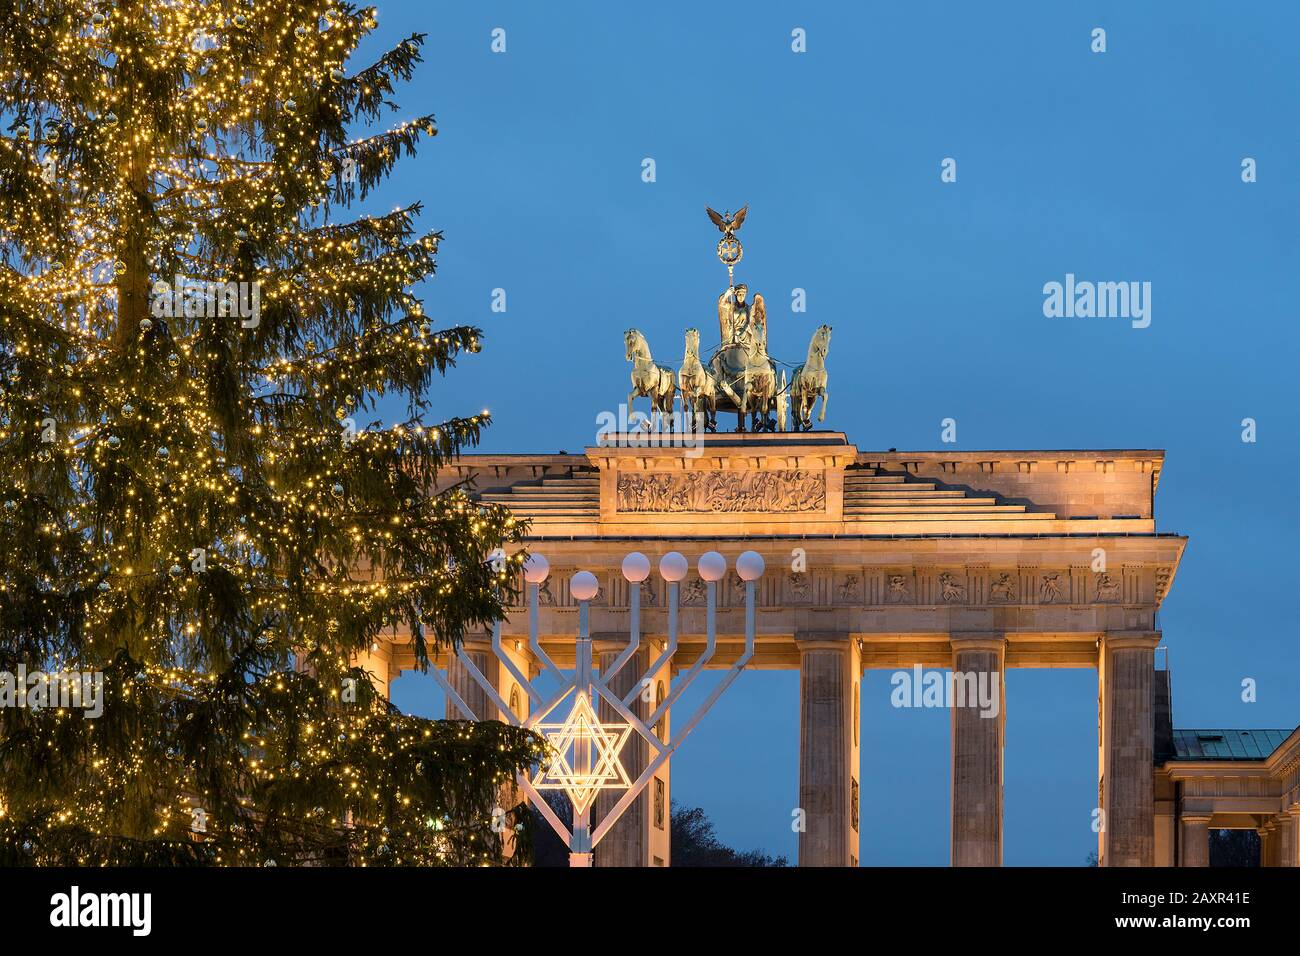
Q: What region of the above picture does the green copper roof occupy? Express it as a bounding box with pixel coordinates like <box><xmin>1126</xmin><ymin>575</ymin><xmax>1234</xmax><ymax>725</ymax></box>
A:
<box><xmin>1170</xmin><ymin>729</ymin><xmax>1294</xmax><ymax>761</ymax></box>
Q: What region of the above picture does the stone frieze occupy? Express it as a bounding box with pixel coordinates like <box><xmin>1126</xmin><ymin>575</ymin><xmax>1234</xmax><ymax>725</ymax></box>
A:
<box><xmin>615</xmin><ymin>469</ymin><xmax>826</xmax><ymax>514</ymax></box>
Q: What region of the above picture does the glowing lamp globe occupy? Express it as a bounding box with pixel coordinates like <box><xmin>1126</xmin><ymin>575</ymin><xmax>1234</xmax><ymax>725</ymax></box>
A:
<box><xmin>697</xmin><ymin>551</ymin><xmax>727</xmax><ymax>582</ymax></box>
<box><xmin>659</xmin><ymin>551</ymin><xmax>688</xmax><ymax>582</ymax></box>
<box><xmin>736</xmin><ymin>550</ymin><xmax>765</xmax><ymax>582</ymax></box>
<box><xmin>622</xmin><ymin>551</ymin><xmax>652</xmax><ymax>582</ymax></box>
<box><xmin>570</xmin><ymin>571</ymin><xmax>600</xmax><ymax>602</ymax></box>
<box><xmin>523</xmin><ymin>553</ymin><xmax>550</xmax><ymax>584</ymax></box>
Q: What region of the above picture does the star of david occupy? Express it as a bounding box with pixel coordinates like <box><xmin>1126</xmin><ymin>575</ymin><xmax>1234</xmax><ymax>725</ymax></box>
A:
<box><xmin>531</xmin><ymin>691</ymin><xmax>632</xmax><ymax>814</ymax></box>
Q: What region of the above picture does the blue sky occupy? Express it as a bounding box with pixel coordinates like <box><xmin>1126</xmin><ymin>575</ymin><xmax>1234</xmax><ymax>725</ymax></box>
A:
<box><xmin>363</xmin><ymin>1</ymin><xmax>1300</xmax><ymax>864</ymax></box>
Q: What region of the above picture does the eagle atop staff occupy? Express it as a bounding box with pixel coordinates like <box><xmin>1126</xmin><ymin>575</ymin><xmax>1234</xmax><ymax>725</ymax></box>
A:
<box><xmin>705</xmin><ymin>203</ymin><xmax>748</xmax><ymax>239</ymax></box>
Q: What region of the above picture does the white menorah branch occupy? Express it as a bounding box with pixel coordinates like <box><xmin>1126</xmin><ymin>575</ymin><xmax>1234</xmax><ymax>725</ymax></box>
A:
<box><xmin>431</xmin><ymin>549</ymin><xmax>764</xmax><ymax>867</ymax></box>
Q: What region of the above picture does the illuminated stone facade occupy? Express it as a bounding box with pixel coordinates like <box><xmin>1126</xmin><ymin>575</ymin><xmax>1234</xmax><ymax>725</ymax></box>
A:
<box><xmin>363</xmin><ymin>432</ymin><xmax>1291</xmax><ymax>866</ymax></box>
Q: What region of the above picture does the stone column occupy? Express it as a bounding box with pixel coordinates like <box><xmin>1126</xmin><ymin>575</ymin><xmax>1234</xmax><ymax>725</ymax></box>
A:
<box><xmin>594</xmin><ymin>645</ymin><xmax>672</xmax><ymax>867</ymax></box>
<box><xmin>1179</xmin><ymin>814</ymin><xmax>1212</xmax><ymax>867</ymax></box>
<box><xmin>797</xmin><ymin>636</ymin><xmax>861</xmax><ymax>867</ymax></box>
<box><xmin>949</xmin><ymin>634</ymin><xmax>1006</xmax><ymax>867</ymax></box>
<box><xmin>446</xmin><ymin>648</ymin><xmax>493</xmax><ymax>720</ymax></box>
<box><xmin>445</xmin><ymin>642</ymin><xmax>532</xmax><ymax>858</ymax></box>
<box><xmin>1154</xmin><ymin>795</ymin><xmax>1177</xmax><ymax>867</ymax></box>
<box><xmin>351</xmin><ymin>641</ymin><xmax>395</xmax><ymax>698</ymax></box>
<box><xmin>1098</xmin><ymin>632</ymin><xmax>1158</xmax><ymax>866</ymax></box>
<box><xmin>1285</xmin><ymin>808</ymin><xmax>1300</xmax><ymax>867</ymax></box>
<box><xmin>1271</xmin><ymin>814</ymin><xmax>1293</xmax><ymax>868</ymax></box>
<box><xmin>1259</xmin><ymin>820</ymin><xmax>1277</xmax><ymax>867</ymax></box>
<box><xmin>443</xmin><ymin>639</ymin><xmax>533</xmax><ymax>723</ymax></box>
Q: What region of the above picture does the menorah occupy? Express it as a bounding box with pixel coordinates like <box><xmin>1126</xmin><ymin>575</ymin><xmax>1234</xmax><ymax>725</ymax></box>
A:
<box><xmin>431</xmin><ymin>549</ymin><xmax>764</xmax><ymax>866</ymax></box>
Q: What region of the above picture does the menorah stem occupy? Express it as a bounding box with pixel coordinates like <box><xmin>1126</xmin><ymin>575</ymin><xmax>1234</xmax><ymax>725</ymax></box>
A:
<box><xmin>604</xmin><ymin>581</ymin><xmax>641</xmax><ymax>684</ymax></box>
<box><xmin>570</xmin><ymin>804</ymin><xmax>593</xmax><ymax>867</ymax></box>
<box><xmin>707</xmin><ymin>578</ymin><xmax>716</xmax><ymax>646</ymax></box>
<box><xmin>528</xmin><ymin>580</ymin><xmax>564</xmax><ymax>683</ymax></box>
<box><xmin>746</xmin><ymin>580</ymin><xmax>755</xmax><ymax>645</ymax></box>
<box><xmin>577</xmin><ymin>600</ymin><xmax>590</xmax><ymax>683</ymax></box>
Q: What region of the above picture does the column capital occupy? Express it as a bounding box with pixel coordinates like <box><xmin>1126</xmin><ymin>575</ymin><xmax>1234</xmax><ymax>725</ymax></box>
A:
<box><xmin>1180</xmin><ymin>813</ymin><xmax>1214</xmax><ymax>826</ymax></box>
<box><xmin>795</xmin><ymin>631</ymin><xmax>853</xmax><ymax>652</ymax></box>
<box><xmin>949</xmin><ymin>633</ymin><xmax>1007</xmax><ymax>655</ymax></box>
<box><xmin>796</xmin><ymin>629</ymin><xmax>852</xmax><ymax>640</ymax></box>
<box><xmin>1102</xmin><ymin>630</ymin><xmax>1161</xmax><ymax>651</ymax></box>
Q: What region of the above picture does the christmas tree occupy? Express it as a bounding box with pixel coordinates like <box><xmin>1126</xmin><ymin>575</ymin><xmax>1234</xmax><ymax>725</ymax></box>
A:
<box><xmin>0</xmin><ymin>1</ymin><xmax>545</xmax><ymax>865</ymax></box>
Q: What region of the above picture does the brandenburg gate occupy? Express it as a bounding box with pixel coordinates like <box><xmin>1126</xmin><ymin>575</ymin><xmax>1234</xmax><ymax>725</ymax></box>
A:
<box><xmin>354</xmin><ymin>207</ymin><xmax>1297</xmax><ymax>867</ymax></box>
<box><xmin>368</xmin><ymin>433</ymin><xmax>1189</xmax><ymax>866</ymax></box>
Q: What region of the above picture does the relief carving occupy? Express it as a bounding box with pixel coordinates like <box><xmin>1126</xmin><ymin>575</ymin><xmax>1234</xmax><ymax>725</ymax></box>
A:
<box><xmin>787</xmin><ymin>572</ymin><xmax>811</xmax><ymax>603</ymax></box>
<box><xmin>837</xmin><ymin>574</ymin><xmax>862</xmax><ymax>603</ymax></box>
<box><xmin>990</xmin><ymin>573</ymin><xmax>1017</xmax><ymax>603</ymax></box>
<box><xmin>1039</xmin><ymin>572</ymin><xmax>1064</xmax><ymax>603</ymax></box>
<box><xmin>681</xmin><ymin>577</ymin><xmax>707</xmax><ymax>606</ymax></box>
<box><xmin>616</xmin><ymin>469</ymin><xmax>826</xmax><ymax>513</ymax></box>
<box><xmin>939</xmin><ymin>572</ymin><xmax>966</xmax><ymax>603</ymax></box>
<box><xmin>728</xmin><ymin>572</ymin><xmax>746</xmax><ymax>606</ymax></box>
<box><xmin>1095</xmin><ymin>573</ymin><xmax>1121</xmax><ymax>603</ymax></box>
<box><xmin>887</xmin><ymin>574</ymin><xmax>911</xmax><ymax>603</ymax></box>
